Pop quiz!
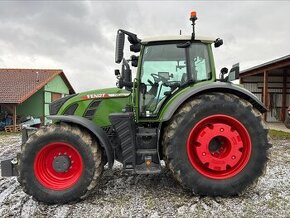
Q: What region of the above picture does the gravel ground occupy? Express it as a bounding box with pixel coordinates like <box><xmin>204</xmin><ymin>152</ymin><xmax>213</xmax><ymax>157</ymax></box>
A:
<box><xmin>0</xmin><ymin>133</ymin><xmax>289</xmax><ymax>217</ymax></box>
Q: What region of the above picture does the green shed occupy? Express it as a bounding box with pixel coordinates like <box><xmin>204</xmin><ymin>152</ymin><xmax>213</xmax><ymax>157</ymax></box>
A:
<box><xmin>0</xmin><ymin>69</ymin><xmax>75</xmax><ymax>131</ymax></box>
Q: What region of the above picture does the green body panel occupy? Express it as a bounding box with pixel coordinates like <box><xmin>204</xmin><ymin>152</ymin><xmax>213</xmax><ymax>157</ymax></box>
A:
<box><xmin>57</xmin><ymin>88</ymin><xmax>131</xmax><ymax>127</ymax></box>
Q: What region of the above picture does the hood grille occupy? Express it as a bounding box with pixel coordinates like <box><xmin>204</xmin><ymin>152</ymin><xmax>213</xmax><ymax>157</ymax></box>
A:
<box><xmin>83</xmin><ymin>100</ymin><xmax>101</xmax><ymax>120</ymax></box>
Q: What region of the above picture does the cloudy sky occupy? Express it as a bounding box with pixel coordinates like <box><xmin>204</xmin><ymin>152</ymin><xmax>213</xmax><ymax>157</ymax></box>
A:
<box><xmin>0</xmin><ymin>1</ymin><xmax>289</xmax><ymax>92</ymax></box>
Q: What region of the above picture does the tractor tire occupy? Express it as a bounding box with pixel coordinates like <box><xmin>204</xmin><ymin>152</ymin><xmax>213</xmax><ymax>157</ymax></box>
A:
<box><xmin>18</xmin><ymin>123</ymin><xmax>103</xmax><ymax>204</ymax></box>
<box><xmin>163</xmin><ymin>92</ymin><xmax>270</xmax><ymax>196</ymax></box>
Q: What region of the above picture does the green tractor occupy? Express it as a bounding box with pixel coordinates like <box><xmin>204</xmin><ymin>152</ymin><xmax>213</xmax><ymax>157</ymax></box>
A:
<box><xmin>1</xmin><ymin>11</ymin><xmax>269</xmax><ymax>204</ymax></box>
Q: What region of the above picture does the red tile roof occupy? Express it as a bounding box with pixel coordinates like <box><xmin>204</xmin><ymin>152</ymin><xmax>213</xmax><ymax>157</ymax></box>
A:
<box><xmin>0</xmin><ymin>69</ymin><xmax>75</xmax><ymax>104</ymax></box>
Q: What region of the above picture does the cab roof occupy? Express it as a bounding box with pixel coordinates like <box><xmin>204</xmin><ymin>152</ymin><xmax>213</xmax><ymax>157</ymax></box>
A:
<box><xmin>141</xmin><ymin>35</ymin><xmax>215</xmax><ymax>44</ymax></box>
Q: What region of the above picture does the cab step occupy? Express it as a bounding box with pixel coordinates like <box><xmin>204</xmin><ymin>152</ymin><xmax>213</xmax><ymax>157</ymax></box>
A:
<box><xmin>135</xmin><ymin>162</ymin><xmax>161</xmax><ymax>174</ymax></box>
<box><xmin>109</xmin><ymin>113</ymin><xmax>162</xmax><ymax>174</ymax></box>
<box><xmin>135</xmin><ymin>149</ymin><xmax>161</xmax><ymax>174</ymax></box>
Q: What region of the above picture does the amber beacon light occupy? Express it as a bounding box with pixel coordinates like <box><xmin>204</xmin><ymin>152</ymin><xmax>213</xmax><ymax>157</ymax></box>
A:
<box><xmin>190</xmin><ymin>10</ymin><xmax>198</xmax><ymax>40</ymax></box>
<box><xmin>190</xmin><ymin>10</ymin><xmax>197</xmax><ymax>19</ymax></box>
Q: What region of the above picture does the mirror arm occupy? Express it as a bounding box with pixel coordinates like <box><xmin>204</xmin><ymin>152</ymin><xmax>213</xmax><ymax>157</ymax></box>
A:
<box><xmin>118</xmin><ymin>29</ymin><xmax>141</xmax><ymax>44</ymax></box>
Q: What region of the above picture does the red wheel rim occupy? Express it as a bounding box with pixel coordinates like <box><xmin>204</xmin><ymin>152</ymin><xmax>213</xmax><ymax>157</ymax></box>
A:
<box><xmin>34</xmin><ymin>142</ymin><xmax>83</xmax><ymax>190</ymax></box>
<box><xmin>187</xmin><ymin>114</ymin><xmax>252</xmax><ymax>179</ymax></box>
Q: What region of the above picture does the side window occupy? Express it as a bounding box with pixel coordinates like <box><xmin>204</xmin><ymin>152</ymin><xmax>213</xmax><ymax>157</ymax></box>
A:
<box><xmin>190</xmin><ymin>43</ymin><xmax>211</xmax><ymax>81</ymax></box>
<box><xmin>140</xmin><ymin>44</ymin><xmax>186</xmax><ymax>117</ymax></box>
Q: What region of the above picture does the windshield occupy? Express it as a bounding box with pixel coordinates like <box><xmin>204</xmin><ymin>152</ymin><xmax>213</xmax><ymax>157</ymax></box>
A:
<box><xmin>139</xmin><ymin>42</ymin><xmax>211</xmax><ymax>117</ymax></box>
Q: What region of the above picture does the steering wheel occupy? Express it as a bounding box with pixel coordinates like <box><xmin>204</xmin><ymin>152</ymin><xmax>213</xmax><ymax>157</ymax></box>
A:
<box><xmin>163</xmin><ymin>81</ymin><xmax>180</xmax><ymax>87</ymax></box>
<box><xmin>151</xmin><ymin>73</ymin><xmax>168</xmax><ymax>83</ymax></box>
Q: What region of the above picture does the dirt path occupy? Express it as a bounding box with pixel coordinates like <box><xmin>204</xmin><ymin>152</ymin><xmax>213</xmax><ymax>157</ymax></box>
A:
<box><xmin>0</xmin><ymin>133</ymin><xmax>289</xmax><ymax>217</ymax></box>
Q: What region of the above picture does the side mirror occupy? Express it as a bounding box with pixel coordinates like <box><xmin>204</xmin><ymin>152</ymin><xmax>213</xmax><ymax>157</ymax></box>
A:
<box><xmin>115</xmin><ymin>30</ymin><xmax>125</xmax><ymax>63</ymax></box>
<box><xmin>219</xmin><ymin>67</ymin><xmax>228</xmax><ymax>81</ymax></box>
<box><xmin>214</xmin><ymin>38</ymin><xmax>223</xmax><ymax>48</ymax></box>
<box><xmin>228</xmin><ymin>63</ymin><xmax>239</xmax><ymax>81</ymax></box>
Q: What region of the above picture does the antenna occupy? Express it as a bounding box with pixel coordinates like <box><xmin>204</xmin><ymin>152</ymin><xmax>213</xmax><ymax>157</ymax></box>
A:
<box><xmin>180</xmin><ymin>30</ymin><xmax>182</xmax><ymax>35</ymax></box>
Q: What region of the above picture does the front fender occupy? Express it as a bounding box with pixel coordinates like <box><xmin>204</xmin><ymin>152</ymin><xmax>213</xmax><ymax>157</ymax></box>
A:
<box><xmin>161</xmin><ymin>82</ymin><xmax>267</xmax><ymax>122</ymax></box>
<box><xmin>47</xmin><ymin>115</ymin><xmax>114</xmax><ymax>168</ymax></box>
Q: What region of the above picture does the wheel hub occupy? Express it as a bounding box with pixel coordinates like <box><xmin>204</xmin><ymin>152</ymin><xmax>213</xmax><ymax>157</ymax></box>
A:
<box><xmin>53</xmin><ymin>155</ymin><xmax>71</xmax><ymax>173</ymax></box>
<box><xmin>208</xmin><ymin>136</ymin><xmax>231</xmax><ymax>158</ymax></box>
<box><xmin>187</xmin><ymin>114</ymin><xmax>252</xmax><ymax>179</ymax></box>
<box><xmin>208</xmin><ymin>137</ymin><xmax>223</xmax><ymax>153</ymax></box>
<box><xmin>34</xmin><ymin>142</ymin><xmax>83</xmax><ymax>190</ymax></box>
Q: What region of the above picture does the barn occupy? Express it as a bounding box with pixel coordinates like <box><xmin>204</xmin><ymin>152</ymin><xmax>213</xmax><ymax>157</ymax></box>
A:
<box><xmin>240</xmin><ymin>55</ymin><xmax>290</xmax><ymax>122</ymax></box>
<box><xmin>0</xmin><ymin>69</ymin><xmax>75</xmax><ymax>131</ymax></box>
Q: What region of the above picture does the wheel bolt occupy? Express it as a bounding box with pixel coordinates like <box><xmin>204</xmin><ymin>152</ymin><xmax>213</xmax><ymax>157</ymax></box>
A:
<box><xmin>220</xmin><ymin>128</ymin><xmax>224</xmax><ymax>132</ymax></box>
<box><xmin>71</xmin><ymin>161</ymin><xmax>74</xmax><ymax>164</ymax></box>
<box><xmin>69</xmin><ymin>156</ymin><xmax>72</xmax><ymax>158</ymax></box>
<box><xmin>64</xmin><ymin>152</ymin><xmax>67</xmax><ymax>155</ymax></box>
<box><xmin>232</xmin><ymin>156</ymin><xmax>236</xmax><ymax>159</ymax></box>
<box><xmin>70</xmin><ymin>166</ymin><xmax>72</xmax><ymax>169</ymax></box>
<box><xmin>58</xmin><ymin>152</ymin><xmax>61</xmax><ymax>156</ymax></box>
<box><xmin>202</xmin><ymin>152</ymin><xmax>206</xmax><ymax>156</ymax></box>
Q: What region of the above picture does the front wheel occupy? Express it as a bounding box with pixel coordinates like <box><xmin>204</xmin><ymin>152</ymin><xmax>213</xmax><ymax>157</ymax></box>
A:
<box><xmin>18</xmin><ymin>123</ymin><xmax>103</xmax><ymax>204</ymax></box>
<box><xmin>163</xmin><ymin>93</ymin><xmax>270</xmax><ymax>196</ymax></box>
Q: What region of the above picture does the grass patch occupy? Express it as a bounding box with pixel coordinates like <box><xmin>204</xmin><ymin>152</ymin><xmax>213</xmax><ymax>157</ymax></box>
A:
<box><xmin>0</xmin><ymin>131</ymin><xmax>9</xmax><ymax>136</ymax></box>
<box><xmin>0</xmin><ymin>131</ymin><xmax>20</xmax><ymax>136</ymax></box>
<box><xmin>269</xmin><ymin>129</ymin><xmax>290</xmax><ymax>140</ymax></box>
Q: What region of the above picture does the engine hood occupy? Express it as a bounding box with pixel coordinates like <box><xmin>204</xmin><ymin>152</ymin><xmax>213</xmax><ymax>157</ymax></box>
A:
<box><xmin>78</xmin><ymin>87</ymin><xmax>131</xmax><ymax>100</ymax></box>
<box><xmin>50</xmin><ymin>87</ymin><xmax>131</xmax><ymax>116</ymax></box>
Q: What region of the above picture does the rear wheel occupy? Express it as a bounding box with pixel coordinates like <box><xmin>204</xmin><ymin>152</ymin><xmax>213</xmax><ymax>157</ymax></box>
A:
<box><xmin>18</xmin><ymin>123</ymin><xmax>103</xmax><ymax>204</ymax></box>
<box><xmin>163</xmin><ymin>93</ymin><xmax>269</xmax><ymax>196</ymax></box>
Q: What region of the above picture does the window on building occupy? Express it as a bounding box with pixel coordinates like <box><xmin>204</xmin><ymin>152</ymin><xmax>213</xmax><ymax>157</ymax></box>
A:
<box><xmin>51</xmin><ymin>93</ymin><xmax>62</xmax><ymax>102</ymax></box>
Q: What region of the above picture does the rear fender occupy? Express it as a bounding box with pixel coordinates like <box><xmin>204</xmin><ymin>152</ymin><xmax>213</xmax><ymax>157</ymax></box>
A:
<box><xmin>161</xmin><ymin>82</ymin><xmax>267</xmax><ymax>122</ymax></box>
<box><xmin>47</xmin><ymin>115</ymin><xmax>114</xmax><ymax>168</ymax></box>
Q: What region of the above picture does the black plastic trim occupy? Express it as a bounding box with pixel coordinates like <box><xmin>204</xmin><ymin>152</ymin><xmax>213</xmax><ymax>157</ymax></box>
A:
<box><xmin>109</xmin><ymin>112</ymin><xmax>136</xmax><ymax>169</ymax></box>
<box><xmin>83</xmin><ymin>100</ymin><xmax>101</xmax><ymax>120</ymax></box>
<box><xmin>49</xmin><ymin>94</ymin><xmax>77</xmax><ymax>115</ymax></box>
<box><xmin>185</xmin><ymin>46</ymin><xmax>193</xmax><ymax>82</ymax></box>
<box><xmin>63</xmin><ymin>103</ymin><xmax>78</xmax><ymax>115</ymax></box>
<box><xmin>47</xmin><ymin>115</ymin><xmax>114</xmax><ymax>168</ymax></box>
<box><xmin>162</xmin><ymin>82</ymin><xmax>267</xmax><ymax>122</ymax></box>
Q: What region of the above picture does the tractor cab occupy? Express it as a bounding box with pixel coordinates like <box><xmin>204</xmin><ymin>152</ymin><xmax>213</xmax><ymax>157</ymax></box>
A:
<box><xmin>114</xmin><ymin>12</ymin><xmax>231</xmax><ymax>118</ymax></box>
<box><xmin>137</xmin><ymin>36</ymin><xmax>214</xmax><ymax>117</ymax></box>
